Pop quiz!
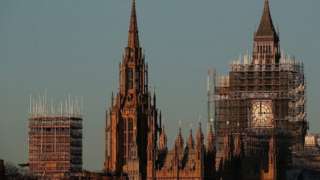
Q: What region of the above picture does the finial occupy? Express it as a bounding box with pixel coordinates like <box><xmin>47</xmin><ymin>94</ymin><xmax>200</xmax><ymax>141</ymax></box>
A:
<box><xmin>159</xmin><ymin>111</ymin><xmax>162</xmax><ymax>128</ymax></box>
<box><xmin>111</xmin><ymin>91</ymin><xmax>114</xmax><ymax>106</ymax></box>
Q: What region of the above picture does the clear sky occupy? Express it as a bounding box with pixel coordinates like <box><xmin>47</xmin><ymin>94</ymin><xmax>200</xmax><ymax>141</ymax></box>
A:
<box><xmin>0</xmin><ymin>0</ymin><xmax>319</xmax><ymax>171</ymax></box>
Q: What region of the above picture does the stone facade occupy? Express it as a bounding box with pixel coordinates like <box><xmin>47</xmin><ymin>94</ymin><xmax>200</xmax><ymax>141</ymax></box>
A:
<box><xmin>214</xmin><ymin>0</ymin><xmax>307</xmax><ymax>180</ymax></box>
<box><xmin>104</xmin><ymin>0</ymin><xmax>158</xmax><ymax>179</ymax></box>
<box><xmin>104</xmin><ymin>1</ymin><xmax>216</xmax><ymax>179</ymax></box>
<box><xmin>153</xmin><ymin>126</ymin><xmax>216</xmax><ymax>179</ymax></box>
<box><xmin>105</xmin><ymin>0</ymin><xmax>309</xmax><ymax>180</ymax></box>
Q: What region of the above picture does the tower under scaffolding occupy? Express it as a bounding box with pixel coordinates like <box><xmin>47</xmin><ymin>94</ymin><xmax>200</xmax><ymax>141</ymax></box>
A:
<box><xmin>214</xmin><ymin>52</ymin><xmax>308</xmax><ymax>175</ymax></box>
<box><xmin>28</xmin><ymin>95</ymin><xmax>83</xmax><ymax>179</ymax></box>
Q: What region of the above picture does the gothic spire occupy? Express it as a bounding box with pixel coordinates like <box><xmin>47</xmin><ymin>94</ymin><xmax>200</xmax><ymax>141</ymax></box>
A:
<box><xmin>128</xmin><ymin>0</ymin><xmax>140</xmax><ymax>48</ymax></box>
<box><xmin>256</xmin><ymin>0</ymin><xmax>278</xmax><ymax>38</ymax></box>
<box><xmin>188</xmin><ymin>129</ymin><xmax>195</xmax><ymax>149</ymax></box>
<box><xmin>175</xmin><ymin>128</ymin><xmax>184</xmax><ymax>150</ymax></box>
<box><xmin>158</xmin><ymin>126</ymin><xmax>167</xmax><ymax>151</ymax></box>
<box><xmin>196</xmin><ymin>123</ymin><xmax>204</xmax><ymax>148</ymax></box>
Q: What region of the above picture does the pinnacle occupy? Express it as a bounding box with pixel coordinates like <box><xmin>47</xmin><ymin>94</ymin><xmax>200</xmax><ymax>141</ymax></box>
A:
<box><xmin>256</xmin><ymin>0</ymin><xmax>278</xmax><ymax>38</ymax></box>
<box><xmin>128</xmin><ymin>0</ymin><xmax>140</xmax><ymax>48</ymax></box>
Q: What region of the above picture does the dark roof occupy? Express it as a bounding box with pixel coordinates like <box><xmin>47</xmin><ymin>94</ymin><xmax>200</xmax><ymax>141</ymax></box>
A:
<box><xmin>256</xmin><ymin>0</ymin><xmax>278</xmax><ymax>38</ymax></box>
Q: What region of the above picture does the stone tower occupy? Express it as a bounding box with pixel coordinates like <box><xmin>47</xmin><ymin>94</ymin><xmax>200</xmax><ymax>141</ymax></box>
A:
<box><xmin>214</xmin><ymin>0</ymin><xmax>307</xmax><ymax>179</ymax></box>
<box><xmin>104</xmin><ymin>1</ymin><xmax>159</xmax><ymax>179</ymax></box>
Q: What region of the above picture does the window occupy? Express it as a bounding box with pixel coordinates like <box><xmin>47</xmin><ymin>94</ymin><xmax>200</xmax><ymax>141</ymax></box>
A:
<box><xmin>123</xmin><ymin>121</ymin><xmax>127</xmax><ymax>160</ymax></box>
<box><xmin>127</xmin><ymin>118</ymin><xmax>134</xmax><ymax>156</ymax></box>
<box><xmin>123</xmin><ymin>118</ymin><xmax>134</xmax><ymax>160</ymax></box>
<box><xmin>127</xmin><ymin>68</ymin><xmax>133</xmax><ymax>89</ymax></box>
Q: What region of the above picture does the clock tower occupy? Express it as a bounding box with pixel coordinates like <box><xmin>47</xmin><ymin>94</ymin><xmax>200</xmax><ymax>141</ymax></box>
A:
<box><xmin>215</xmin><ymin>0</ymin><xmax>307</xmax><ymax>179</ymax></box>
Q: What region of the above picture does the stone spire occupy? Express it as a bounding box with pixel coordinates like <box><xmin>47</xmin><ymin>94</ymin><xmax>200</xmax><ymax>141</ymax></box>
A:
<box><xmin>158</xmin><ymin>126</ymin><xmax>167</xmax><ymax>151</ymax></box>
<box><xmin>128</xmin><ymin>0</ymin><xmax>140</xmax><ymax>48</ymax></box>
<box><xmin>175</xmin><ymin>128</ymin><xmax>184</xmax><ymax>150</ymax></box>
<box><xmin>196</xmin><ymin>123</ymin><xmax>204</xmax><ymax>148</ymax></box>
<box><xmin>188</xmin><ymin>129</ymin><xmax>195</xmax><ymax>149</ymax></box>
<box><xmin>256</xmin><ymin>0</ymin><xmax>278</xmax><ymax>38</ymax></box>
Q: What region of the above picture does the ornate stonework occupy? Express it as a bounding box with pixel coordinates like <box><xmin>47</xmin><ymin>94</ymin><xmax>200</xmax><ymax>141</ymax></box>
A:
<box><xmin>104</xmin><ymin>1</ymin><xmax>216</xmax><ymax>179</ymax></box>
<box><xmin>105</xmin><ymin>0</ymin><xmax>307</xmax><ymax>180</ymax></box>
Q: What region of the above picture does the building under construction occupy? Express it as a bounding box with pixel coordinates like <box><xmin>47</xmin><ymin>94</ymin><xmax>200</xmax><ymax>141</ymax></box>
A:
<box><xmin>212</xmin><ymin>0</ymin><xmax>308</xmax><ymax>179</ymax></box>
<box><xmin>28</xmin><ymin>95</ymin><xmax>83</xmax><ymax>179</ymax></box>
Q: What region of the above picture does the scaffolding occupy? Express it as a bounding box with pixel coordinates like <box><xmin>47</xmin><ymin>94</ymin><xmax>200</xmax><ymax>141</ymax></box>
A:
<box><xmin>207</xmin><ymin>68</ymin><xmax>216</xmax><ymax>126</ymax></box>
<box><xmin>214</xmin><ymin>51</ymin><xmax>307</xmax><ymax>168</ymax></box>
<box><xmin>28</xmin><ymin>95</ymin><xmax>83</xmax><ymax>179</ymax></box>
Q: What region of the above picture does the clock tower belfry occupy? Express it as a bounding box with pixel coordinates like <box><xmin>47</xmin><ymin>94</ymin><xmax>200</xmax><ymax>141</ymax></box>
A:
<box><xmin>105</xmin><ymin>1</ymin><xmax>159</xmax><ymax>179</ymax></box>
<box><xmin>214</xmin><ymin>0</ymin><xmax>307</xmax><ymax>179</ymax></box>
<box><xmin>252</xmin><ymin>0</ymin><xmax>280</xmax><ymax>65</ymax></box>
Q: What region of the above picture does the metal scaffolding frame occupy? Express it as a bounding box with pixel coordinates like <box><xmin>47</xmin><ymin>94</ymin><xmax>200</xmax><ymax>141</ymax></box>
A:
<box><xmin>28</xmin><ymin>95</ymin><xmax>83</xmax><ymax>179</ymax></box>
<box><xmin>214</xmin><ymin>52</ymin><xmax>307</xmax><ymax>168</ymax></box>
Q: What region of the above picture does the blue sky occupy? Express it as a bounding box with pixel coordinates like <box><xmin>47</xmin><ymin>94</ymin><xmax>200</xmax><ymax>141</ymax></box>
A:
<box><xmin>0</xmin><ymin>0</ymin><xmax>319</xmax><ymax>171</ymax></box>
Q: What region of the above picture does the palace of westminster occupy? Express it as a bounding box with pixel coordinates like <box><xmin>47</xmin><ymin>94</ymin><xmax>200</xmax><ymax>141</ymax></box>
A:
<box><xmin>12</xmin><ymin>0</ymin><xmax>320</xmax><ymax>180</ymax></box>
<box><xmin>104</xmin><ymin>0</ymin><xmax>310</xmax><ymax>179</ymax></box>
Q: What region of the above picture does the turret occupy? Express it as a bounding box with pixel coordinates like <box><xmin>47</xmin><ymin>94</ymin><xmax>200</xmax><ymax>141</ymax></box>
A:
<box><xmin>175</xmin><ymin>128</ymin><xmax>184</xmax><ymax>152</ymax></box>
<box><xmin>188</xmin><ymin>129</ymin><xmax>195</xmax><ymax>149</ymax></box>
<box><xmin>196</xmin><ymin>123</ymin><xmax>204</xmax><ymax>149</ymax></box>
<box><xmin>158</xmin><ymin>126</ymin><xmax>167</xmax><ymax>151</ymax></box>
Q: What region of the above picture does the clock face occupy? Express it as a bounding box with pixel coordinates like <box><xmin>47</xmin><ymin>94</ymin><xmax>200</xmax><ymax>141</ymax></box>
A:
<box><xmin>251</xmin><ymin>100</ymin><xmax>273</xmax><ymax>127</ymax></box>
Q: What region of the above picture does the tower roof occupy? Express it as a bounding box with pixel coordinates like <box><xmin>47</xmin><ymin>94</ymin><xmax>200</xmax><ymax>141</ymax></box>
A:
<box><xmin>128</xmin><ymin>0</ymin><xmax>140</xmax><ymax>48</ymax></box>
<box><xmin>256</xmin><ymin>0</ymin><xmax>278</xmax><ymax>38</ymax></box>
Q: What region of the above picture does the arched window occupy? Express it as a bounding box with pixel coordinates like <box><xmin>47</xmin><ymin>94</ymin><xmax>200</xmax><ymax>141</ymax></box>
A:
<box><xmin>123</xmin><ymin>118</ymin><xmax>134</xmax><ymax>160</ymax></box>
<box><xmin>127</xmin><ymin>68</ymin><xmax>133</xmax><ymax>89</ymax></box>
<box><xmin>128</xmin><ymin>118</ymin><xmax>134</xmax><ymax>147</ymax></box>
